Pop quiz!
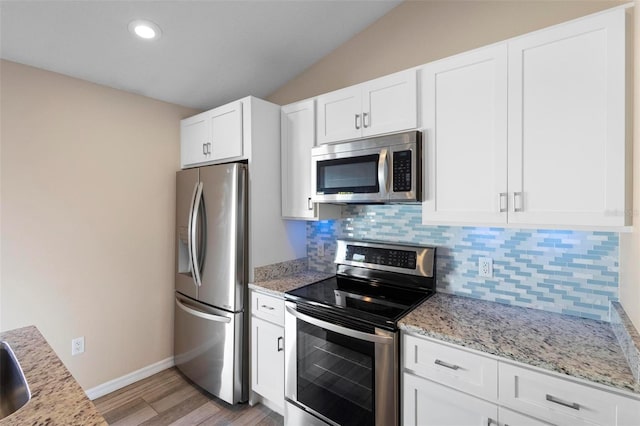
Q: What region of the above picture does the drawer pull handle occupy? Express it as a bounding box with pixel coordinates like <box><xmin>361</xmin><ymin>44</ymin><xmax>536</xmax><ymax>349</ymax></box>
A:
<box><xmin>260</xmin><ymin>305</ymin><xmax>275</xmax><ymax>311</ymax></box>
<box><xmin>277</xmin><ymin>336</ymin><xmax>284</xmax><ymax>352</ymax></box>
<box><xmin>546</xmin><ymin>394</ymin><xmax>580</xmax><ymax>410</ymax></box>
<box><xmin>434</xmin><ymin>359</ymin><xmax>460</xmax><ymax>370</ymax></box>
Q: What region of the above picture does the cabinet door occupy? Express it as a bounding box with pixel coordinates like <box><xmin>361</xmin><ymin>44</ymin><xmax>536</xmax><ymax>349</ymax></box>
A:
<box><xmin>507</xmin><ymin>9</ymin><xmax>626</xmax><ymax>226</ymax></box>
<box><xmin>362</xmin><ymin>69</ymin><xmax>417</xmax><ymax>137</ymax></box>
<box><xmin>209</xmin><ymin>101</ymin><xmax>243</xmax><ymax>162</ymax></box>
<box><xmin>403</xmin><ymin>373</ymin><xmax>498</xmax><ymax>426</ymax></box>
<box><xmin>316</xmin><ymin>85</ymin><xmax>362</xmax><ymax>144</ymax></box>
<box><xmin>181</xmin><ymin>112</ymin><xmax>209</xmax><ymax>168</ymax></box>
<box><xmin>498</xmin><ymin>407</ymin><xmax>554</xmax><ymax>426</ymax></box>
<box><xmin>422</xmin><ymin>45</ymin><xmax>508</xmax><ymax>225</ymax></box>
<box><xmin>251</xmin><ymin>316</ymin><xmax>284</xmax><ymax>412</ymax></box>
<box><xmin>499</xmin><ymin>362</ymin><xmax>640</xmax><ymax>426</ymax></box>
<box><xmin>281</xmin><ymin>100</ymin><xmax>317</xmax><ymax>219</ymax></box>
<box><xmin>281</xmin><ymin>101</ymin><xmax>341</xmax><ymax>220</ymax></box>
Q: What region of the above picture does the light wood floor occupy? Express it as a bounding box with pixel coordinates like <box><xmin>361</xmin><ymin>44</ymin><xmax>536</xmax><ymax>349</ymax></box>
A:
<box><xmin>93</xmin><ymin>368</ymin><xmax>284</xmax><ymax>426</ymax></box>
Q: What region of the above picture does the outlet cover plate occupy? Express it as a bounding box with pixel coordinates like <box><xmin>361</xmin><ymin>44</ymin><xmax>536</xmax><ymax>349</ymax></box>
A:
<box><xmin>479</xmin><ymin>257</ymin><xmax>493</xmax><ymax>278</ymax></box>
<box><xmin>72</xmin><ymin>336</ymin><xmax>85</xmax><ymax>356</ymax></box>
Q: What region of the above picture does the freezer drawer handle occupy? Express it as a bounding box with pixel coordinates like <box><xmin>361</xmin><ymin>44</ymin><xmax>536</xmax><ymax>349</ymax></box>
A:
<box><xmin>545</xmin><ymin>394</ymin><xmax>580</xmax><ymax>410</ymax></box>
<box><xmin>175</xmin><ymin>298</ymin><xmax>231</xmax><ymax>323</ymax></box>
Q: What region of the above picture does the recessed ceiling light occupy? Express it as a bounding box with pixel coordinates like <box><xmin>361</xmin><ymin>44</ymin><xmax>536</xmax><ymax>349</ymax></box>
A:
<box><xmin>128</xmin><ymin>19</ymin><xmax>161</xmax><ymax>40</ymax></box>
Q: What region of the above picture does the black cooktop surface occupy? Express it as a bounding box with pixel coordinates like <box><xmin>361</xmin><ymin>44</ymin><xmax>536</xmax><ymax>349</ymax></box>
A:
<box><xmin>285</xmin><ymin>274</ymin><xmax>433</xmax><ymax>328</ymax></box>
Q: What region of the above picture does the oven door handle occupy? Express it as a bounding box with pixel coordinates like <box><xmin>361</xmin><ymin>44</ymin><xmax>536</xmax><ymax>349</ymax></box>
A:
<box><xmin>285</xmin><ymin>305</ymin><xmax>393</xmax><ymax>344</ymax></box>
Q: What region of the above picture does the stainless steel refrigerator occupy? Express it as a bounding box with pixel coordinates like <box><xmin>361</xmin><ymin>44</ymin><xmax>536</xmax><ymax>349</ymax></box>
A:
<box><xmin>174</xmin><ymin>162</ymin><xmax>247</xmax><ymax>404</ymax></box>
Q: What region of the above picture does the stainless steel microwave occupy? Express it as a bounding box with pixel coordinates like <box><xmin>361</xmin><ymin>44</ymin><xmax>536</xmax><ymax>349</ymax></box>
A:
<box><xmin>311</xmin><ymin>130</ymin><xmax>422</xmax><ymax>203</ymax></box>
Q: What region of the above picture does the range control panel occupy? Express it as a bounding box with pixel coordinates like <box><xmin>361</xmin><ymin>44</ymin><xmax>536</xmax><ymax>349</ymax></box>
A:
<box><xmin>335</xmin><ymin>239</ymin><xmax>435</xmax><ymax>277</ymax></box>
<box><xmin>346</xmin><ymin>245</ymin><xmax>417</xmax><ymax>270</ymax></box>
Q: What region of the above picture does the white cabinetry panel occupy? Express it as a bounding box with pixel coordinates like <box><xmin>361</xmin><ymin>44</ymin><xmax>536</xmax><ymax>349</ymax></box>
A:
<box><xmin>281</xmin><ymin>100</ymin><xmax>341</xmax><ymax>220</ymax></box>
<box><xmin>507</xmin><ymin>9</ymin><xmax>626</xmax><ymax>226</ymax></box>
<box><xmin>317</xmin><ymin>69</ymin><xmax>417</xmax><ymax>144</ymax></box>
<box><xmin>403</xmin><ymin>373</ymin><xmax>498</xmax><ymax>426</ymax></box>
<box><xmin>422</xmin><ymin>44</ymin><xmax>507</xmax><ymax>225</ymax></box>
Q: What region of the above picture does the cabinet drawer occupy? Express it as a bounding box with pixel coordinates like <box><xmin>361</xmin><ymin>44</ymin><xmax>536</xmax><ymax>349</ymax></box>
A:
<box><xmin>499</xmin><ymin>363</ymin><xmax>640</xmax><ymax>426</ymax></box>
<box><xmin>403</xmin><ymin>334</ymin><xmax>498</xmax><ymax>401</ymax></box>
<box><xmin>251</xmin><ymin>290</ymin><xmax>284</xmax><ymax>325</ymax></box>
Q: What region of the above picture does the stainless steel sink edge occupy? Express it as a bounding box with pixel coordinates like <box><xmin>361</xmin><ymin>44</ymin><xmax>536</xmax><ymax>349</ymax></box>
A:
<box><xmin>0</xmin><ymin>341</ymin><xmax>32</xmax><ymax>420</ymax></box>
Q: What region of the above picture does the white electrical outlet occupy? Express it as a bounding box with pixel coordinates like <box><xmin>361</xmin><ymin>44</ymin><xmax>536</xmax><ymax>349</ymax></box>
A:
<box><xmin>478</xmin><ymin>257</ymin><xmax>493</xmax><ymax>278</ymax></box>
<box><xmin>317</xmin><ymin>243</ymin><xmax>325</xmax><ymax>257</ymax></box>
<box><xmin>72</xmin><ymin>336</ymin><xmax>85</xmax><ymax>356</ymax></box>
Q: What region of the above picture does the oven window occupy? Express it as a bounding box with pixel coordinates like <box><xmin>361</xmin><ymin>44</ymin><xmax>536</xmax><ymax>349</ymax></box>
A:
<box><xmin>317</xmin><ymin>154</ymin><xmax>379</xmax><ymax>194</ymax></box>
<box><xmin>296</xmin><ymin>319</ymin><xmax>374</xmax><ymax>426</ymax></box>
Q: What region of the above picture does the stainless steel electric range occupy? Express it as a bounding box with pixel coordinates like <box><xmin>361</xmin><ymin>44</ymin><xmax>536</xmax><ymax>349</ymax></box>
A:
<box><xmin>284</xmin><ymin>239</ymin><xmax>436</xmax><ymax>426</ymax></box>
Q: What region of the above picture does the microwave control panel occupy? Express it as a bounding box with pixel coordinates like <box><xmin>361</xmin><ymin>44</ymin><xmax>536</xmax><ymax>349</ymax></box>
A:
<box><xmin>392</xmin><ymin>150</ymin><xmax>412</xmax><ymax>192</ymax></box>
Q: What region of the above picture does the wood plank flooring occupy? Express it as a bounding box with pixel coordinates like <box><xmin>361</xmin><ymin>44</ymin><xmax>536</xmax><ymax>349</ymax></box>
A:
<box><xmin>93</xmin><ymin>368</ymin><xmax>283</xmax><ymax>426</ymax></box>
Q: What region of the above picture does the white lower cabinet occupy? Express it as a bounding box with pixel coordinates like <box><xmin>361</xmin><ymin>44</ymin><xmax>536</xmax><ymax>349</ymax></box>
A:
<box><xmin>250</xmin><ymin>289</ymin><xmax>284</xmax><ymax>414</ymax></box>
<box><xmin>402</xmin><ymin>333</ymin><xmax>640</xmax><ymax>426</ymax></box>
<box><xmin>499</xmin><ymin>407</ymin><xmax>553</xmax><ymax>426</ymax></box>
<box><xmin>403</xmin><ymin>372</ymin><xmax>498</xmax><ymax>426</ymax></box>
<box><xmin>499</xmin><ymin>363</ymin><xmax>640</xmax><ymax>426</ymax></box>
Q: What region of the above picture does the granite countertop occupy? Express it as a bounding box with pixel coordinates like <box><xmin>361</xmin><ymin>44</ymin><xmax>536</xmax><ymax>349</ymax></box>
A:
<box><xmin>0</xmin><ymin>326</ymin><xmax>107</xmax><ymax>425</ymax></box>
<box><xmin>249</xmin><ymin>270</ymin><xmax>334</xmax><ymax>297</ymax></box>
<box><xmin>400</xmin><ymin>293</ymin><xmax>640</xmax><ymax>395</ymax></box>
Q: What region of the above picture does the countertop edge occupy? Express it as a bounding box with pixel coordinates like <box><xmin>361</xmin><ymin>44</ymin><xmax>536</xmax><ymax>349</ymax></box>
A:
<box><xmin>0</xmin><ymin>325</ymin><xmax>107</xmax><ymax>425</ymax></box>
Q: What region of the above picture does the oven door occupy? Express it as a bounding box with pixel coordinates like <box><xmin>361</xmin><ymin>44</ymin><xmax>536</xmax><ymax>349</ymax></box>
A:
<box><xmin>311</xmin><ymin>145</ymin><xmax>388</xmax><ymax>203</ymax></box>
<box><xmin>284</xmin><ymin>302</ymin><xmax>398</xmax><ymax>426</ymax></box>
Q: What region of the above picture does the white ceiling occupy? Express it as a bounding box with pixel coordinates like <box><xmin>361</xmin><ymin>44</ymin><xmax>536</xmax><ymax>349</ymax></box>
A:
<box><xmin>0</xmin><ymin>0</ymin><xmax>401</xmax><ymax>110</ymax></box>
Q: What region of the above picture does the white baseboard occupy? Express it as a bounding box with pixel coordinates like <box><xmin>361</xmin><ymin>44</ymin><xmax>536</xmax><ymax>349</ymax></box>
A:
<box><xmin>85</xmin><ymin>356</ymin><xmax>175</xmax><ymax>400</ymax></box>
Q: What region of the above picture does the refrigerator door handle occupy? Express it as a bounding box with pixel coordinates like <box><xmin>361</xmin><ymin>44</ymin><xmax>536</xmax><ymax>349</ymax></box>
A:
<box><xmin>186</xmin><ymin>181</ymin><xmax>199</xmax><ymax>289</ymax></box>
<box><xmin>190</xmin><ymin>181</ymin><xmax>204</xmax><ymax>287</ymax></box>
<box><xmin>175</xmin><ymin>298</ymin><xmax>232</xmax><ymax>323</ymax></box>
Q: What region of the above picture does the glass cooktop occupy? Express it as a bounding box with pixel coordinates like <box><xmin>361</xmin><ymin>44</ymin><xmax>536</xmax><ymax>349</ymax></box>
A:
<box><xmin>285</xmin><ymin>274</ymin><xmax>433</xmax><ymax>328</ymax></box>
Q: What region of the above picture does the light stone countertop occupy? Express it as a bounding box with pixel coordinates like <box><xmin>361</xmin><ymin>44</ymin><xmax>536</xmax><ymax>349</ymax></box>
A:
<box><xmin>400</xmin><ymin>292</ymin><xmax>640</xmax><ymax>395</ymax></box>
<box><xmin>249</xmin><ymin>270</ymin><xmax>334</xmax><ymax>298</ymax></box>
<box><xmin>0</xmin><ymin>326</ymin><xmax>107</xmax><ymax>425</ymax></box>
<box><xmin>250</xmin><ymin>272</ymin><xmax>640</xmax><ymax>396</ymax></box>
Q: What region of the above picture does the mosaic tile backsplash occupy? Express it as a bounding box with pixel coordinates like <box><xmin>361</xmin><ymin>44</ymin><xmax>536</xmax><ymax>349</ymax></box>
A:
<box><xmin>307</xmin><ymin>205</ymin><xmax>619</xmax><ymax>322</ymax></box>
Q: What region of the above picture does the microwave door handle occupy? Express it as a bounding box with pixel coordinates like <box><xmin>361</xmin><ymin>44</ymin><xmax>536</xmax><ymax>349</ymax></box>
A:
<box><xmin>190</xmin><ymin>182</ymin><xmax>204</xmax><ymax>287</ymax></box>
<box><xmin>285</xmin><ymin>304</ymin><xmax>393</xmax><ymax>344</ymax></box>
<box><xmin>378</xmin><ymin>148</ymin><xmax>389</xmax><ymax>196</ymax></box>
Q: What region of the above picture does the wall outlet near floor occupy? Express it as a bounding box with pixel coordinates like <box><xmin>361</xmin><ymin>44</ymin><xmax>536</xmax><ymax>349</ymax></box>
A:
<box><xmin>478</xmin><ymin>257</ymin><xmax>493</xmax><ymax>278</ymax></box>
<box><xmin>72</xmin><ymin>336</ymin><xmax>85</xmax><ymax>356</ymax></box>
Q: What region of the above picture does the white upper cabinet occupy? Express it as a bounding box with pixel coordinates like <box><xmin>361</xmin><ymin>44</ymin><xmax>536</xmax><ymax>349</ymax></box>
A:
<box><xmin>507</xmin><ymin>9</ymin><xmax>627</xmax><ymax>227</ymax></box>
<box><xmin>423</xmin><ymin>8</ymin><xmax>628</xmax><ymax>228</ymax></box>
<box><xmin>209</xmin><ymin>101</ymin><xmax>243</xmax><ymax>162</ymax></box>
<box><xmin>422</xmin><ymin>44</ymin><xmax>508</xmax><ymax>225</ymax></box>
<box><xmin>316</xmin><ymin>69</ymin><xmax>417</xmax><ymax>144</ymax></box>
<box><xmin>280</xmin><ymin>100</ymin><xmax>340</xmax><ymax>220</ymax></box>
<box><xmin>180</xmin><ymin>112</ymin><xmax>209</xmax><ymax>167</ymax></box>
<box><xmin>181</xmin><ymin>100</ymin><xmax>244</xmax><ymax>168</ymax></box>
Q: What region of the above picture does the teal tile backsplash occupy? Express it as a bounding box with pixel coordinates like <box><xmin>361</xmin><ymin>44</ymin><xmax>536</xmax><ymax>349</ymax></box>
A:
<box><xmin>307</xmin><ymin>205</ymin><xmax>619</xmax><ymax>322</ymax></box>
